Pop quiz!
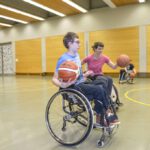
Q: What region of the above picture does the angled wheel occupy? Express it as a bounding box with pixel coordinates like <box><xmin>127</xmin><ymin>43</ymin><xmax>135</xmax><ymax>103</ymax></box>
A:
<box><xmin>126</xmin><ymin>74</ymin><xmax>134</xmax><ymax>84</ymax></box>
<box><xmin>45</xmin><ymin>88</ymin><xmax>93</xmax><ymax>146</ymax></box>
<box><xmin>110</xmin><ymin>84</ymin><xmax>119</xmax><ymax>103</ymax></box>
<box><xmin>110</xmin><ymin>84</ymin><xmax>122</xmax><ymax>110</ymax></box>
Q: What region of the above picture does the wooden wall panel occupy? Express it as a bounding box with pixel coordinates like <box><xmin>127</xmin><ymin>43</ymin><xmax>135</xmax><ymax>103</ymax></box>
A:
<box><xmin>15</xmin><ymin>38</ymin><xmax>42</xmax><ymax>73</ymax></box>
<box><xmin>89</xmin><ymin>27</ymin><xmax>139</xmax><ymax>73</ymax></box>
<box><xmin>46</xmin><ymin>35</ymin><xmax>64</xmax><ymax>73</ymax></box>
<box><xmin>147</xmin><ymin>26</ymin><xmax>150</xmax><ymax>73</ymax></box>
<box><xmin>46</xmin><ymin>32</ymin><xmax>85</xmax><ymax>73</ymax></box>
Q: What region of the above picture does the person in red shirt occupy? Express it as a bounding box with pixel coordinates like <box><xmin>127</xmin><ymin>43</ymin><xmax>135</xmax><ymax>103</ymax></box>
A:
<box><xmin>82</xmin><ymin>41</ymin><xmax>118</xmax><ymax>96</ymax></box>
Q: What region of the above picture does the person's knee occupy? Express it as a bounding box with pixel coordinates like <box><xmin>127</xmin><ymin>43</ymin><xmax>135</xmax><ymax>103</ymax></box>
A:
<box><xmin>106</xmin><ymin>76</ymin><xmax>113</xmax><ymax>84</ymax></box>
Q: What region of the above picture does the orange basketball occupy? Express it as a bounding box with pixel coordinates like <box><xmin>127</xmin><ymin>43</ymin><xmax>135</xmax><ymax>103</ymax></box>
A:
<box><xmin>117</xmin><ymin>54</ymin><xmax>130</xmax><ymax>68</ymax></box>
<box><xmin>58</xmin><ymin>61</ymin><xmax>79</xmax><ymax>82</ymax></box>
<box><xmin>130</xmin><ymin>72</ymin><xmax>136</xmax><ymax>78</ymax></box>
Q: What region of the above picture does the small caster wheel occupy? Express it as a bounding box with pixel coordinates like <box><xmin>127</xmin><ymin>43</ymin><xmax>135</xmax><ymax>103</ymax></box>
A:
<box><xmin>116</xmin><ymin>106</ymin><xmax>119</xmax><ymax>110</ymax></box>
<box><xmin>62</xmin><ymin>126</ymin><xmax>66</xmax><ymax>131</ymax></box>
<box><xmin>118</xmin><ymin>102</ymin><xmax>123</xmax><ymax>106</ymax></box>
<box><xmin>97</xmin><ymin>140</ymin><xmax>104</xmax><ymax>147</ymax></box>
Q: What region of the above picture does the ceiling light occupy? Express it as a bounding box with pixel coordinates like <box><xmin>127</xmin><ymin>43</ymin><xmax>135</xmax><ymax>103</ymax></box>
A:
<box><xmin>139</xmin><ymin>0</ymin><xmax>145</xmax><ymax>3</ymax></box>
<box><xmin>0</xmin><ymin>15</ymin><xmax>28</xmax><ymax>24</ymax></box>
<box><xmin>0</xmin><ymin>22</ymin><xmax>12</xmax><ymax>27</ymax></box>
<box><xmin>0</xmin><ymin>4</ymin><xmax>44</xmax><ymax>21</ymax></box>
<box><xmin>23</xmin><ymin>0</ymin><xmax>65</xmax><ymax>17</ymax></box>
<box><xmin>102</xmin><ymin>0</ymin><xmax>116</xmax><ymax>8</ymax></box>
<box><xmin>62</xmin><ymin>0</ymin><xmax>87</xmax><ymax>13</ymax></box>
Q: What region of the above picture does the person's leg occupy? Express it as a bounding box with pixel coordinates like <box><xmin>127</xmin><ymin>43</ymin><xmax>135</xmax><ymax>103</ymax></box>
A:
<box><xmin>105</xmin><ymin>76</ymin><xmax>113</xmax><ymax>96</ymax></box>
<box><xmin>93</xmin><ymin>75</ymin><xmax>108</xmax><ymax>86</ymax></box>
<box><xmin>74</xmin><ymin>82</ymin><xmax>108</xmax><ymax>114</ymax></box>
<box><xmin>73</xmin><ymin>82</ymin><xmax>120</xmax><ymax>126</ymax></box>
<box><xmin>92</xmin><ymin>75</ymin><xmax>113</xmax><ymax>104</ymax></box>
<box><xmin>120</xmin><ymin>69</ymin><xmax>123</xmax><ymax>80</ymax></box>
<box><xmin>92</xmin><ymin>75</ymin><xmax>109</xmax><ymax>94</ymax></box>
<box><xmin>119</xmin><ymin>69</ymin><xmax>126</xmax><ymax>83</ymax></box>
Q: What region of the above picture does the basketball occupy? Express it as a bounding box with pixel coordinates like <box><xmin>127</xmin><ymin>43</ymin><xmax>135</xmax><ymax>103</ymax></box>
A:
<box><xmin>116</xmin><ymin>54</ymin><xmax>130</xmax><ymax>68</ymax></box>
<box><xmin>58</xmin><ymin>61</ymin><xmax>79</xmax><ymax>82</ymax></box>
<box><xmin>130</xmin><ymin>72</ymin><xmax>136</xmax><ymax>78</ymax></box>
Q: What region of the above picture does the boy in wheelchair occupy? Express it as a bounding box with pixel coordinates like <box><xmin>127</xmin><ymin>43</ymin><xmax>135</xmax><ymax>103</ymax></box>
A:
<box><xmin>52</xmin><ymin>32</ymin><xmax>120</xmax><ymax>127</ymax></box>
<box><xmin>119</xmin><ymin>61</ymin><xmax>136</xmax><ymax>84</ymax></box>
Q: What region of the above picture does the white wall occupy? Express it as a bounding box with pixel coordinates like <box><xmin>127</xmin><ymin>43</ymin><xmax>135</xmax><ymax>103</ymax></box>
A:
<box><xmin>0</xmin><ymin>2</ymin><xmax>150</xmax><ymax>43</ymax></box>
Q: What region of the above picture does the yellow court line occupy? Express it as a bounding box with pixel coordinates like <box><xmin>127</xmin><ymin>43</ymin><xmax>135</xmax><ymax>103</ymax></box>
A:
<box><xmin>124</xmin><ymin>88</ymin><xmax>150</xmax><ymax>107</ymax></box>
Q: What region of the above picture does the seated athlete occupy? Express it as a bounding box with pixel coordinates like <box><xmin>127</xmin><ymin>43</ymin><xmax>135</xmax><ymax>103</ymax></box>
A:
<box><xmin>52</xmin><ymin>32</ymin><xmax>120</xmax><ymax>126</ymax></box>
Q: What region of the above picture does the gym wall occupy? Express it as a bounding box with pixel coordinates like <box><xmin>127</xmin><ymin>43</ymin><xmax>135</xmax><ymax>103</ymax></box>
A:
<box><xmin>46</xmin><ymin>32</ymin><xmax>85</xmax><ymax>73</ymax></box>
<box><xmin>146</xmin><ymin>25</ymin><xmax>150</xmax><ymax>73</ymax></box>
<box><xmin>15</xmin><ymin>38</ymin><xmax>42</xmax><ymax>74</ymax></box>
<box><xmin>89</xmin><ymin>27</ymin><xmax>139</xmax><ymax>73</ymax></box>
<box><xmin>1</xmin><ymin>2</ymin><xmax>150</xmax><ymax>75</ymax></box>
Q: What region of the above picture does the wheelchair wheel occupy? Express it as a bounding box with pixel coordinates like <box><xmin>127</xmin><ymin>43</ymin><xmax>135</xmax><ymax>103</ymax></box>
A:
<box><xmin>126</xmin><ymin>75</ymin><xmax>133</xmax><ymax>84</ymax></box>
<box><xmin>110</xmin><ymin>84</ymin><xmax>122</xmax><ymax>110</ymax></box>
<box><xmin>45</xmin><ymin>88</ymin><xmax>93</xmax><ymax>146</ymax></box>
<box><xmin>110</xmin><ymin>84</ymin><xmax>118</xmax><ymax>103</ymax></box>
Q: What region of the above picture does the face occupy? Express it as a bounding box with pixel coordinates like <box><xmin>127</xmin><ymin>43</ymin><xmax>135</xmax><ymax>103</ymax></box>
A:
<box><xmin>68</xmin><ymin>38</ymin><xmax>80</xmax><ymax>54</ymax></box>
<box><xmin>94</xmin><ymin>46</ymin><xmax>103</xmax><ymax>54</ymax></box>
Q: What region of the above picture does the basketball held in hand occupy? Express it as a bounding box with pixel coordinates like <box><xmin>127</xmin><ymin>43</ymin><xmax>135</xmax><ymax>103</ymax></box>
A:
<box><xmin>130</xmin><ymin>72</ymin><xmax>136</xmax><ymax>79</ymax></box>
<box><xmin>58</xmin><ymin>61</ymin><xmax>79</xmax><ymax>82</ymax></box>
<box><xmin>117</xmin><ymin>54</ymin><xmax>130</xmax><ymax>68</ymax></box>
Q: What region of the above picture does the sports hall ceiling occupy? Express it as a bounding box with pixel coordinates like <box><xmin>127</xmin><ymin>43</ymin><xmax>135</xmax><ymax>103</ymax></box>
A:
<box><xmin>0</xmin><ymin>0</ymin><xmax>148</xmax><ymax>29</ymax></box>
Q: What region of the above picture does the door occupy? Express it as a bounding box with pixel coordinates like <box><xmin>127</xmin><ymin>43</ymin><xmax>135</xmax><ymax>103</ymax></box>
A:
<box><xmin>0</xmin><ymin>43</ymin><xmax>14</xmax><ymax>75</ymax></box>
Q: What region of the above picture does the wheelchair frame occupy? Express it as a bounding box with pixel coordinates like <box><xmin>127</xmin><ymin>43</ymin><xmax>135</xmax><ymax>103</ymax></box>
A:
<box><xmin>119</xmin><ymin>70</ymin><xmax>134</xmax><ymax>84</ymax></box>
<box><xmin>45</xmin><ymin>87</ymin><xmax>119</xmax><ymax>147</ymax></box>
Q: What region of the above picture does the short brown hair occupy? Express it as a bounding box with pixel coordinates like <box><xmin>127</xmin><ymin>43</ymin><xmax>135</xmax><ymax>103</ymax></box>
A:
<box><xmin>92</xmin><ymin>42</ymin><xmax>104</xmax><ymax>50</ymax></box>
<box><xmin>63</xmin><ymin>32</ymin><xmax>79</xmax><ymax>48</ymax></box>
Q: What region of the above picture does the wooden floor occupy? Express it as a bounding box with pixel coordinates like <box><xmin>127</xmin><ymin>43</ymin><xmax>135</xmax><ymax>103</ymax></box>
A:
<box><xmin>0</xmin><ymin>76</ymin><xmax>150</xmax><ymax>150</ymax></box>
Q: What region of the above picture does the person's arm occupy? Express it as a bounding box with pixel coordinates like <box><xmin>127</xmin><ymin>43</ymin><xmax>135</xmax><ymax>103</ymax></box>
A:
<box><xmin>52</xmin><ymin>72</ymin><xmax>61</xmax><ymax>87</ymax></box>
<box><xmin>125</xmin><ymin>67</ymin><xmax>127</xmax><ymax>72</ymax></box>
<box><xmin>131</xmin><ymin>64</ymin><xmax>136</xmax><ymax>74</ymax></box>
<box><xmin>81</xmin><ymin>56</ymin><xmax>89</xmax><ymax>65</ymax></box>
<box><xmin>52</xmin><ymin>72</ymin><xmax>77</xmax><ymax>88</ymax></box>
<box><xmin>81</xmin><ymin>59</ymin><xmax>85</xmax><ymax>65</ymax></box>
<box><xmin>133</xmin><ymin>68</ymin><xmax>136</xmax><ymax>74</ymax></box>
<box><xmin>81</xmin><ymin>56</ymin><xmax>89</xmax><ymax>75</ymax></box>
<box><xmin>83</xmin><ymin>70</ymin><xmax>94</xmax><ymax>78</ymax></box>
<box><xmin>107</xmin><ymin>60</ymin><xmax>118</xmax><ymax>69</ymax></box>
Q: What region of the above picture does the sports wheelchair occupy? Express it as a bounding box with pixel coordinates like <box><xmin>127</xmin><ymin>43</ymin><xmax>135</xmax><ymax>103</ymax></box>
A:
<box><xmin>45</xmin><ymin>85</ymin><xmax>120</xmax><ymax>147</ymax></box>
<box><xmin>119</xmin><ymin>69</ymin><xmax>134</xmax><ymax>84</ymax></box>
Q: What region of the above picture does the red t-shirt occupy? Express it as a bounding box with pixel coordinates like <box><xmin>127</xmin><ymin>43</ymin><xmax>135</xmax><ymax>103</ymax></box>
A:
<box><xmin>82</xmin><ymin>54</ymin><xmax>110</xmax><ymax>75</ymax></box>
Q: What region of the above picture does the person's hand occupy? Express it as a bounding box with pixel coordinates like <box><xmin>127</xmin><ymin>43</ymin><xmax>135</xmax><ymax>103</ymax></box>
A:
<box><xmin>59</xmin><ymin>78</ymin><xmax>76</xmax><ymax>88</ymax></box>
<box><xmin>85</xmin><ymin>70</ymin><xmax>94</xmax><ymax>77</ymax></box>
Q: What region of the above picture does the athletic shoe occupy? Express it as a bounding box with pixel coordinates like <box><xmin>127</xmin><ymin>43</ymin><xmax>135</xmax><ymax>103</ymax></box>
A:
<box><xmin>106</xmin><ymin>113</ymin><xmax>120</xmax><ymax>125</ymax></box>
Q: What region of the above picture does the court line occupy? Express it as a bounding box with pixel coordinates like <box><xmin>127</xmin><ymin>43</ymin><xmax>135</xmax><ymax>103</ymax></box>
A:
<box><xmin>124</xmin><ymin>88</ymin><xmax>150</xmax><ymax>107</ymax></box>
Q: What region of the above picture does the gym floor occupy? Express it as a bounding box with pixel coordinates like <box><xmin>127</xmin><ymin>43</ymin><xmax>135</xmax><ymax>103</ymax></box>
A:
<box><xmin>0</xmin><ymin>76</ymin><xmax>150</xmax><ymax>150</ymax></box>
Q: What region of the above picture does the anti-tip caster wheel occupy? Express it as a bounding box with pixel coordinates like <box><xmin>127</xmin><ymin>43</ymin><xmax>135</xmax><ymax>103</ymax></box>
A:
<box><xmin>97</xmin><ymin>140</ymin><xmax>104</xmax><ymax>147</ymax></box>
